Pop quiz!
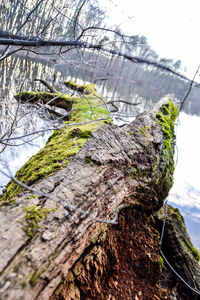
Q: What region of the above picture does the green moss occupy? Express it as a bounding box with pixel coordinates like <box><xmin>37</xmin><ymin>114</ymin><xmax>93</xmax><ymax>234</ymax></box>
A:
<box><xmin>21</xmin><ymin>273</ymin><xmax>34</xmax><ymax>288</ymax></box>
<box><xmin>159</xmin><ymin>256</ymin><xmax>164</xmax><ymax>267</ymax></box>
<box><xmin>85</xmin><ymin>157</ymin><xmax>92</xmax><ymax>164</ymax></box>
<box><xmin>14</xmin><ymin>91</ymin><xmax>76</xmax><ymax>116</ymax></box>
<box><xmin>130</xmin><ymin>167</ymin><xmax>138</xmax><ymax>177</ymax></box>
<box><xmin>63</xmin><ymin>81</ymin><xmax>96</xmax><ymax>95</ymax></box>
<box><xmin>167</xmin><ymin>228</ymin><xmax>173</xmax><ymax>238</ymax></box>
<box><xmin>156</xmin><ymin>100</ymin><xmax>178</xmax><ymax>156</ymax></box>
<box><xmin>71</xmin><ymin>98</ymin><xmax>110</xmax><ymax>123</ymax></box>
<box><xmin>15</xmin><ymin>91</ymin><xmax>74</xmax><ymax>102</ymax></box>
<box><xmin>154</xmin><ymin>229</ymin><xmax>161</xmax><ymax>240</ymax></box>
<box><xmin>21</xmin><ymin>281</ymin><xmax>27</xmax><ymax>288</ymax></box>
<box><xmin>168</xmin><ymin>206</ymin><xmax>200</xmax><ymax>262</ymax></box>
<box><xmin>156</xmin><ymin>100</ymin><xmax>178</xmax><ymax>190</ymax></box>
<box><xmin>30</xmin><ymin>270</ymin><xmax>43</xmax><ymax>286</ymax></box>
<box><xmin>1</xmin><ymin>82</ymin><xmax>112</xmax><ymax>204</ymax></box>
<box><xmin>68</xmin><ymin>128</ymin><xmax>92</xmax><ymax>139</ymax></box>
<box><xmin>26</xmin><ymin>195</ymin><xmax>37</xmax><ymax>200</ymax></box>
<box><xmin>90</xmin><ymin>224</ymin><xmax>108</xmax><ymax>244</ymax></box>
<box><xmin>23</xmin><ymin>205</ymin><xmax>57</xmax><ymax>238</ymax></box>
<box><xmin>3</xmin><ymin>198</ymin><xmax>16</xmax><ymax>206</ymax></box>
<box><xmin>14</xmin><ymin>263</ymin><xmax>22</xmax><ymax>274</ymax></box>
<box><xmin>0</xmin><ymin>122</ymin><xmax>105</xmax><ymax>203</ymax></box>
<box><xmin>168</xmin><ymin>206</ymin><xmax>185</xmax><ymax>229</ymax></box>
<box><xmin>63</xmin><ymin>80</ymin><xmax>79</xmax><ymax>90</ymax></box>
<box><xmin>190</xmin><ymin>246</ymin><xmax>200</xmax><ymax>262</ymax></box>
<box><xmin>127</xmin><ymin>99</ymin><xmax>178</xmax><ymax>192</ymax></box>
<box><xmin>137</xmin><ymin>125</ymin><xmax>150</xmax><ymax>136</ymax></box>
<box><xmin>152</xmin><ymin>157</ymin><xmax>160</xmax><ymax>173</ymax></box>
<box><xmin>83</xmin><ymin>83</ymin><xmax>97</xmax><ymax>95</ymax></box>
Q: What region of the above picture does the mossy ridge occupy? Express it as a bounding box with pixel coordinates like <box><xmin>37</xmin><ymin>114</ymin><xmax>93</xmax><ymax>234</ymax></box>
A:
<box><xmin>168</xmin><ymin>205</ymin><xmax>200</xmax><ymax>262</ymax></box>
<box><xmin>155</xmin><ymin>100</ymin><xmax>178</xmax><ymax>190</ymax></box>
<box><xmin>0</xmin><ymin>121</ymin><xmax>107</xmax><ymax>203</ymax></box>
<box><xmin>62</xmin><ymin>81</ymin><xmax>109</xmax><ymax>122</ymax></box>
<box><xmin>125</xmin><ymin>101</ymin><xmax>178</xmax><ymax>192</ymax></box>
<box><xmin>63</xmin><ymin>80</ymin><xmax>97</xmax><ymax>95</ymax></box>
<box><xmin>156</xmin><ymin>100</ymin><xmax>178</xmax><ymax>157</ymax></box>
<box><xmin>70</xmin><ymin>95</ymin><xmax>110</xmax><ymax>123</ymax></box>
<box><xmin>15</xmin><ymin>91</ymin><xmax>75</xmax><ymax>102</ymax></box>
<box><xmin>168</xmin><ymin>206</ymin><xmax>185</xmax><ymax>229</ymax></box>
<box><xmin>14</xmin><ymin>91</ymin><xmax>76</xmax><ymax>113</ymax></box>
<box><xmin>1</xmin><ymin>82</ymin><xmax>111</xmax><ymax>203</ymax></box>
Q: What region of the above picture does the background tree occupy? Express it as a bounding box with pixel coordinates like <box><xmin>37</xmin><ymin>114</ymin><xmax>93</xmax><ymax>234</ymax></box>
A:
<box><xmin>0</xmin><ymin>0</ymin><xmax>199</xmax><ymax>183</ymax></box>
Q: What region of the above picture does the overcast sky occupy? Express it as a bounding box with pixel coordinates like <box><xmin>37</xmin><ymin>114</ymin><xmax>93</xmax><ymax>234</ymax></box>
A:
<box><xmin>100</xmin><ymin>0</ymin><xmax>200</xmax><ymax>79</ymax></box>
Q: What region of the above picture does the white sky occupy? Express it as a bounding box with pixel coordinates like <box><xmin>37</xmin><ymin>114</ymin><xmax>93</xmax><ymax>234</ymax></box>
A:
<box><xmin>100</xmin><ymin>0</ymin><xmax>200</xmax><ymax>79</ymax></box>
<box><xmin>169</xmin><ymin>112</ymin><xmax>200</xmax><ymax>207</ymax></box>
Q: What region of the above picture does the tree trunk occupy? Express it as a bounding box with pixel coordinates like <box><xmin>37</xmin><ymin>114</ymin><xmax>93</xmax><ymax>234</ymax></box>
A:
<box><xmin>0</xmin><ymin>97</ymin><xmax>182</xmax><ymax>299</ymax></box>
<box><xmin>14</xmin><ymin>91</ymin><xmax>73</xmax><ymax>112</ymax></box>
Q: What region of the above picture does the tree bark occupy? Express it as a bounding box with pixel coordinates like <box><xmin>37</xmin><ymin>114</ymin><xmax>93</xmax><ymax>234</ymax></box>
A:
<box><xmin>0</xmin><ymin>97</ymin><xmax>179</xmax><ymax>299</ymax></box>
<box><xmin>14</xmin><ymin>91</ymin><xmax>73</xmax><ymax>112</ymax></box>
<box><xmin>155</xmin><ymin>205</ymin><xmax>200</xmax><ymax>300</ymax></box>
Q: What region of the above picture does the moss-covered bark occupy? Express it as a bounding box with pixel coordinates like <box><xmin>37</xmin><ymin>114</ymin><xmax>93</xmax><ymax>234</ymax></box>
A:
<box><xmin>14</xmin><ymin>91</ymin><xmax>74</xmax><ymax>111</ymax></box>
<box><xmin>155</xmin><ymin>99</ymin><xmax>178</xmax><ymax>192</ymax></box>
<box><xmin>1</xmin><ymin>82</ymin><xmax>110</xmax><ymax>204</ymax></box>
<box><xmin>63</xmin><ymin>80</ymin><xmax>97</xmax><ymax>95</ymax></box>
<box><xmin>155</xmin><ymin>205</ymin><xmax>200</xmax><ymax>300</ymax></box>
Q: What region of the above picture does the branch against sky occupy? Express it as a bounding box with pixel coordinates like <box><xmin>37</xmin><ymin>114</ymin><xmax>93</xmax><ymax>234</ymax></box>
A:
<box><xmin>0</xmin><ymin>0</ymin><xmax>190</xmax><ymax>81</ymax></box>
<box><xmin>0</xmin><ymin>35</ymin><xmax>192</xmax><ymax>84</ymax></box>
<box><xmin>0</xmin><ymin>0</ymin><xmax>45</xmax><ymax>61</ymax></box>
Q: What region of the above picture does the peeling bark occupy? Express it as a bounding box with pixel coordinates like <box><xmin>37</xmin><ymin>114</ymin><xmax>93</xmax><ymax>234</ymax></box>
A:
<box><xmin>0</xmin><ymin>97</ymin><xmax>178</xmax><ymax>299</ymax></box>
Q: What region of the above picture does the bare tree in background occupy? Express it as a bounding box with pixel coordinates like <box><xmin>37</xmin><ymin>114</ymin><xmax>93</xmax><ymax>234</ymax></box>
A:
<box><xmin>0</xmin><ymin>0</ymin><xmax>193</xmax><ymax>186</ymax></box>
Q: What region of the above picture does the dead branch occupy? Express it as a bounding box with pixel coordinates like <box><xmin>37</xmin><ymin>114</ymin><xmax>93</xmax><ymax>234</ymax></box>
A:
<box><xmin>34</xmin><ymin>79</ymin><xmax>57</xmax><ymax>93</ymax></box>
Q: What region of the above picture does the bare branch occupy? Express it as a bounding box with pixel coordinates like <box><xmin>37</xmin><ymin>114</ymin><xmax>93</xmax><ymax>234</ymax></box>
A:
<box><xmin>0</xmin><ymin>118</ymin><xmax>108</xmax><ymax>143</ymax></box>
<box><xmin>0</xmin><ymin>0</ymin><xmax>45</xmax><ymax>61</ymax></box>
<box><xmin>106</xmin><ymin>100</ymin><xmax>141</xmax><ymax>106</ymax></box>
<box><xmin>0</xmin><ymin>36</ymin><xmax>193</xmax><ymax>83</ymax></box>
<box><xmin>179</xmin><ymin>65</ymin><xmax>200</xmax><ymax>113</ymax></box>
<box><xmin>77</xmin><ymin>26</ymin><xmax>135</xmax><ymax>41</ymax></box>
<box><xmin>34</xmin><ymin>79</ymin><xmax>57</xmax><ymax>93</ymax></box>
<box><xmin>73</xmin><ymin>0</ymin><xmax>87</xmax><ymax>38</ymax></box>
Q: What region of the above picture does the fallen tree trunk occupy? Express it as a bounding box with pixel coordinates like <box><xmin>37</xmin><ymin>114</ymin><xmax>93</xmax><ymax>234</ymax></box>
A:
<box><xmin>1</xmin><ymin>96</ymin><xmax>193</xmax><ymax>299</ymax></box>
<box><xmin>14</xmin><ymin>91</ymin><xmax>74</xmax><ymax>111</ymax></box>
<box><xmin>14</xmin><ymin>82</ymin><xmax>99</xmax><ymax>120</ymax></box>
<box><xmin>63</xmin><ymin>80</ymin><xmax>97</xmax><ymax>95</ymax></box>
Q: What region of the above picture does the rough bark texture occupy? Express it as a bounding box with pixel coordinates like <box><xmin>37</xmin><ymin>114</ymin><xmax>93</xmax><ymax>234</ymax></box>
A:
<box><xmin>1</xmin><ymin>97</ymin><xmax>193</xmax><ymax>300</ymax></box>
<box><xmin>155</xmin><ymin>206</ymin><xmax>200</xmax><ymax>300</ymax></box>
